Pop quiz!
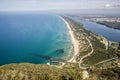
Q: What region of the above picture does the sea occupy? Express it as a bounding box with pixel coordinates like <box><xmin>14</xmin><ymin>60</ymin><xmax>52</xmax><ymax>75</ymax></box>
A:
<box><xmin>0</xmin><ymin>13</ymin><xmax>73</xmax><ymax>65</ymax></box>
<box><xmin>1</xmin><ymin>13</ymin><xmax>120</xmax><ymax>66</ymax></box>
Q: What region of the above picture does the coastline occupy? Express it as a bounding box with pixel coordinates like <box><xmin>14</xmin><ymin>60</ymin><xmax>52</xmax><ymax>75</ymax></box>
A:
<box><xmin>96</xmin><ymin>22</ymin><xmax>120</xmax><ymax>30</ymax></box>
<box><xmin>59</xmin><ymin>16</ymin><xmax>79</xmax><ymax>64</ymax></box>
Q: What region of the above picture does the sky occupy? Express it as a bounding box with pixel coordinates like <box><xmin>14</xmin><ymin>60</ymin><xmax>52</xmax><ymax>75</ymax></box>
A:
<box><xmin>0</xmin><ymin>0</ymin><xmax>120</xmax><ymax>13</ymax></box>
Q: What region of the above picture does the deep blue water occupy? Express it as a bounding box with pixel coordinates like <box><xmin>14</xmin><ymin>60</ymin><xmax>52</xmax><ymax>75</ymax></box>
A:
<box><xmin>74</xmin><ymin>18</ymin><xmax>120</xmax><ymax>42</ymax></box>
<box><xmin>0</xmin><ymin>14</ymin><xmax>73</xmax><ymax>65</ymax></box>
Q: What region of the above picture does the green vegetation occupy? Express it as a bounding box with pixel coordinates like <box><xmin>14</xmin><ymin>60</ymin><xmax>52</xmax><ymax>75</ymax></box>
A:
<box><xmin>83</xmin><ymin>37</ymin><xmax>116</xmax><ymax>65</ymax></box>
<box><xmin>0</xmin><ymin>63</ymin><xmax>65</xmax><ymax>80</ymax></box>
<box><xmin>1</xmin><ymin>63</ymin><xmax>120</xmax><ymax>80</ymax></box>
<box><xmin>109</xmin><ymin>41</ymin><xmax>119</xmax><ymax>50</ymax></box>
<box><xmin>97</xmin><ymin>21</ymin><xmax>120</xmax><ymax>30</ymax></box>
<box><xmin>64</xmin><ymin>17</ymin><xmax>116</xmax><ymax>65</ymax></box>
<box><xmin>0</xmin><ymin>63</ymin><xmax>83</xmax><ymax>80</ymax></box>
<box><xmin>88</xmin><ymin>66</ymin><xmax>120</xmax><ymax>80</ymax></box>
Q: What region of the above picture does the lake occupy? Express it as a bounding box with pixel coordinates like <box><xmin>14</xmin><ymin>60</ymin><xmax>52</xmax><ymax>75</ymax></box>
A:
<box><xmin>74</xmin><ymin>17</ymin><xmax>120</xmax><ymax>42</ymax></box>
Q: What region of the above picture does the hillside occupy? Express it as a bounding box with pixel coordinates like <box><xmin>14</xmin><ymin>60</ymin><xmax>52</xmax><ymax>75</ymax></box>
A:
<box><xmin>0</xmin><ymin>63</ymin><xmax>120</xmax><ymax>80</ymax></box>
<box><xmin>88</xmin><ymin>66</ymin><xmax>120</xmax><ymax>80</ymax></box>
<box><xmin>0</xmin><ymin>63</ymin><xmax>83</xmax><ymax>80</ymax></box>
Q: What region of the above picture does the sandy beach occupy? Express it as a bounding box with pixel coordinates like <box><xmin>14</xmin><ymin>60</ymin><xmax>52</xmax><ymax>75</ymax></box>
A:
<box><xmin>59</xmin><ymin>16</ymin><xmax>79</xmax><ymax>63</ymax></box>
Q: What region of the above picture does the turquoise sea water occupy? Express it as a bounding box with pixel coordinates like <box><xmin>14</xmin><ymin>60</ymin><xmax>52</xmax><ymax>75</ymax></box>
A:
<box><xmin>0</xmin><ymin>13</ymin><xmax>73</xmax><ymax>65</ymax></box>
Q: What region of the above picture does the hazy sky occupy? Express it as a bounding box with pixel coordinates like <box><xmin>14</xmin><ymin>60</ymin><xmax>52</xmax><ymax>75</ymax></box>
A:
<box><xmin>0</xmin><ymin>0</ymin><xmax>120</xmax><ymax>12</ymax></box>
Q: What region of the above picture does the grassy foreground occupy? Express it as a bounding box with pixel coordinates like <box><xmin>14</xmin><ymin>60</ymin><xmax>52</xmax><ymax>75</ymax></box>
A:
<box><xmin>0</xmin><ymin>63</ymin><xmax>120</xmax><ymax>80</ymax></box>
<box><xmin>0</xmin><ymin>63</ymin><xmax>83</xmax><ymax>80</ymax></box>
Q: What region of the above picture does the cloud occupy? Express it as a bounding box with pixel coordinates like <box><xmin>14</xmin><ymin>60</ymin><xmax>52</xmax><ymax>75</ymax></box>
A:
<box><xmin>113</xmin><ymin>4</ymin><xmax>120</xmax><ymax>8</ymax></box>
<box><xmin>105</xmin><ymin>4</ymin><xmax>111</xmax><ymax>7</ymax></box>
<box><xmin>104</xmin><ymin>3</ymin><xmax>120</xmax><ymax>9</ymax></box>
<box><xmin>0</xmin><ymin>0</ymin><xmax>120</xmax><ymax>11</ymax></box>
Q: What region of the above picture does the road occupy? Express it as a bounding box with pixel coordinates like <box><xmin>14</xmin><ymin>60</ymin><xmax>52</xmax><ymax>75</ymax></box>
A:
<box><xmin>78</xmin><ymin>37</ymin><xmax>94</xmax><ymax>79</ymax></box>
<box><xmin>78</xmin><ymin>37</ymin><xmax>94</xmax><ymax>69</ymax></box>
<box><xmin>94</xmin><ymin>58</ymin><xmax>116</xmax><ymax>66</ymax></box>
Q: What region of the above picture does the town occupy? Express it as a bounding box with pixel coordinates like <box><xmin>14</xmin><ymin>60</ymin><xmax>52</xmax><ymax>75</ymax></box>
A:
<box><xmin>82</xmin><ymin>17</ymin><xmax>120</xmax><ymax>22</ymax></box>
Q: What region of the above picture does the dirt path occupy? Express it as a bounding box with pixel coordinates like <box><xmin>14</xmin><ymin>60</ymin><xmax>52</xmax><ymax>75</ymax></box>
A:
<box><xmin>79</xmin><ymin>37</ymin><xmax>94</xmax><ymax>68</ymax></box>
<box><xmin>94</xmin><ymin>58</ymin><xmax>115</xmax><ymax>66</ymax></box>
<box><xmin>78</xmin><ymin>37</ymin><xmax>94</xmax><ymax>79</ymax></box>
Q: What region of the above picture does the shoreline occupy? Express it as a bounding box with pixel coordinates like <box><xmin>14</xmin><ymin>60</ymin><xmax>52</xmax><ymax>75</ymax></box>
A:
<box><xmin>59</xmin><ymin>16</ymin><xmax>79</xmax><ymax>64</ymax></box>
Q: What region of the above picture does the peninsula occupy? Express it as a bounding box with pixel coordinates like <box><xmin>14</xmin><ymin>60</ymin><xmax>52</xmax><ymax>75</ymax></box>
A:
<box><xmin>0</xmin><ymin>15</ymin><xmax>120</xmax><ymax>80</ymax></box>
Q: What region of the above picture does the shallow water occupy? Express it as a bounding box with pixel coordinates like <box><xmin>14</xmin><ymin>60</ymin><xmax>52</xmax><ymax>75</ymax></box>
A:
<box><xmin>0</xmin><ymin>13</ymin><xmax>73</xmax><ymax>65</ymax></box>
